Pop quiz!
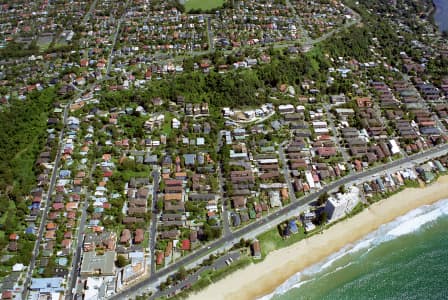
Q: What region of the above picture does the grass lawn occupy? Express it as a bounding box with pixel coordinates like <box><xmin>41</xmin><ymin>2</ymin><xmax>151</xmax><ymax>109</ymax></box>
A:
<box><xmin>184</xmin><ymin>0</ymin><xmax>224</xmax><ymax>11</ymax></box>
<box><xmin>257</xmin><ymin>225</ymin><xmax>307</xmax><ymax>258</ymax></box>
<box><xmin>142</xmin><ymin>231</ymin><xmax>150</xmax><ymax>249</ymax></box>
<box><xmin>120</xmin><ymin>170</ymin><xmax>151</xmax><ymax>182</ymax></box>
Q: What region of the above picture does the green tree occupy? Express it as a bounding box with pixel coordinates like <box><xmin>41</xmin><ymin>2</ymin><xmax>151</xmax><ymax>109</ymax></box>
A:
<box><xmin>319</xmin><ymin>211</ymin><xmax>328</xmax><ymax>225</ymax></box>
<box><xmin>317</xmin><ymin>192</ymin><xmax>329</xmax><ymax>206</ymax></box>
<box><xmin>175</xmin><ymin>266</ymin><xmax>188</xmax><ymax>281</ymax></box>
<box><xmin>116</xmin><ymin>255</ymin><xmax>129</xmax><ymax>268</ymax></box>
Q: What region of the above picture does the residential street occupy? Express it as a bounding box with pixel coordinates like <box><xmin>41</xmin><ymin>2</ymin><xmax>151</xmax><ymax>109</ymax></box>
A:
<box><xmin>278</xmin><ymin>142</ymin><xmax>298</xmax><ymax>202</ymax></box>
<box><xmin>323</xmin><ymin>103</ymin><xmax>353</xmax><ymax>167</ymax></box>
<box><xmin>149</xmin><ymin>170</ymin><xmax>160</xmax><ymax>275</ymax></box>
<box><xmin>65</xmin><ymin>163</ymin><xmax>96</xmax><ymax>300</ymax></box>
<box><xmin>22</xmin><ymin>99</ymin><xmax>73</xmax><ymax>299</ymax></box>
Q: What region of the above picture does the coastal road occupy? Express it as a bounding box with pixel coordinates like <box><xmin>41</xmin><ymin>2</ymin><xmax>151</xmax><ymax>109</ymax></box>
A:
<box><xmin>108</xmin><ymin>144</ymin><xmax>448</xmax><ymax>300</ymax></box>
<box><xmin>150</xmin><ymin>251</ymin><xmax>241</xmax><ymax>300</ymax></box>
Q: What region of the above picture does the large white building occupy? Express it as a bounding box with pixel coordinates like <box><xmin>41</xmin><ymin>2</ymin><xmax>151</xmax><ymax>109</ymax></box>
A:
<box><xmin>324</xmin><ymin>186</ymin><xmax>360</xmax><ymax>221</ymax></box>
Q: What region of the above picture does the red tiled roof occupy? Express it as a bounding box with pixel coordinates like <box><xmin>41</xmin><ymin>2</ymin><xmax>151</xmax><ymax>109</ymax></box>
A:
<box><xmin>181</xmin><ymin>239</ymin><xmax>190</xmax><ymax>251</ymax></box>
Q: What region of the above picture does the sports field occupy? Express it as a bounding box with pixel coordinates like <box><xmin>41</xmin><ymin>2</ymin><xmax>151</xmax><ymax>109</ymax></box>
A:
<box><xmin>184</xmin><ymin>0</ymin><xmax>224</xmax><ymax>11</ymax></box>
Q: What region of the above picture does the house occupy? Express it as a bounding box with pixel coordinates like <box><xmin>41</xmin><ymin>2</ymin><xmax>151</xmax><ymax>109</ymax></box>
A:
<box><xmin>251</xmin><ymin>240</ymin><xmax>262</xmax><ymax>259</ymax></box>
<box><xmin>232</xmin><ymin>196</ymin><xmax>246</xmax><ymax>209</ymax></box>
<box><xmin>156</xmin><ymin>252</ymin><xmax>164</xmax><ymax>265</ymax></box>
<box><xmin>269</xmin><ymin>190</ymin><xmax>281</xmax><ymax>207</ymax></box>
<box><xmin>30</xmin><ymin>278</ymin><xmax>64</xmax><ymax>293</ymax></box>
<box><xmin>165</xmin><ymin>242</ymin><xmax>173</xmax><ymax>264</ymax></box>
<box><xmin>183</xmin><ymin>154</ymin><xmax>196</xmax><ymax>166</ymax></box>
<box><xmin>181</xmin><ymin>239</ymin><xmax>190</xmax><ymax>251</ymax></box>
<box><xmin>120</xmin><ymin>229</ymin><xmax>131</xmax><ymax>244</ymax></box>
<box><xmin>356</xmin><ymin>97</ymin><xmax>373</xmax><ymax>108</ymax></box>
<box><xmin>190</xmin><ymin>231</ymin><xmax>198</xmax><ymax>243</ymax></box>
<box><xmin>172</xmin><ymin>118</ymin><xmax>180</xmax><ymax>129</ymax></box>
<box><xmin>61</xmin><ymin>239</ymin><xmax>72</xmax><ymax>249</ymax></box>
<box><xmin>330</xmin><ymin>94</ymin><xmax>347</xmax><ymax>105</ymax></box>
<box><xmin>2</xmin><ymin>291</ymin><xmax>12</xmax><ymax>300</ymax></box>
<box><xmin>231</xmin><ymin>213</ymin><xmax>241</xmax><ymax>226</ymax></box>
<box><xmin>317</xmin><ymin>147</ymin><xmax>337</xmax><ymax>157</ymax></box>
<box><xmin>134</xmin><ymin>229</ymin><xmax>144</xmax><ymax>244</ymax></box>
<box><xmin>278</xmin><ymin>104</ymin><xmax>295</xmax><ymax>114</ymax></box>
<box><xmin>160</xmin><ymin>230</ymin><xmax>180</xmax><ymax>239</ymax></box>
<box><xmin>9</xmin><ymin>233</ymin><xmax>18</xmax><ymax>241</ymax></box>
<box><xmin>288</xmin><ymin>220</ymin><xmax>298</xmax><ymax>234</ymax></box>
<box><xmin>83</xmin><ymin>232</ymin><xmax>117</xmax><ymax>252</ymax></box>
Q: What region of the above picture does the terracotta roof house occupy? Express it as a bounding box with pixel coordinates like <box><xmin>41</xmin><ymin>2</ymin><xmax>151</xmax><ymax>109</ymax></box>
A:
<box><xmin>164</xmin><ymin>193</ymin><xmax>182</xmax><ymax>202</ymax></box>
<box><xmin>181</xmin><ymin>239</ymin><xmax>190</xmax><ymax>251</ymax></box>
<box><xmin>156</xmin><ymin>252</ymin><xmax>164</xmax><ymax>265</ymax></box>
<box><xmin>46</xmin><ymin>223</ymin><xmax>57</xmax><ymax>230</ymax></box>
<box><xmin>2</xmin><ymin>291</ymin><xmax>13</xmax><ymax>300</ymax></box>
<box><xmin>134</xmin><ymin>229</ymin><xmax>144</xmax><ymax>244</ymax></box>
<box><xmin>61</xmin><ymin>239</ymin><xmax>72</xmax><ymax>249</ymax></box>
<box><xmin>45</xmin><ymin>231</ymin><xmax>56</xmax><ymax>240</ymax></box>
<box><xmin>232</xmin><ymin>196</ymin><xmax>246</xmax><ymax>209</ymax></box>
<box><xmin>120</xmin><ymin>229</ymin><xmax>131</xmax><ymax>244</ymax></box>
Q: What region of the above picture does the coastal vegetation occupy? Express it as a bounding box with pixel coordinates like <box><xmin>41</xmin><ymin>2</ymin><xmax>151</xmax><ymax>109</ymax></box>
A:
<box><xmin>0</xmin><ymin>87</ymin><xmax>59</xmax><ymax>251</ymax></box>
<box><xmin>257</xmin><ymin>224</ymin><xmax>307</xmax><ymax>258</ymax></box>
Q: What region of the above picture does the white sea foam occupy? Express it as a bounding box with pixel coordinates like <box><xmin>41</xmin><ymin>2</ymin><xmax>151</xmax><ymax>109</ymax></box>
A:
<box><xmin>257</xmin><ymin>199</ymin><xmax>448</xmax><ymax>300</ymax></box>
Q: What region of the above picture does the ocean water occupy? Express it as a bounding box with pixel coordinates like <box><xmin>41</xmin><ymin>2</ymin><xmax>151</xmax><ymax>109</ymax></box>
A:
<box><xmin>434</xmin><ymin>0</ymin><xmax>448</xmax><ymax>32</ymax></box>
<box><xmin>260</xmin><ymin>199</ymin><xmax>448</xmax><ymax>300</ymax></box>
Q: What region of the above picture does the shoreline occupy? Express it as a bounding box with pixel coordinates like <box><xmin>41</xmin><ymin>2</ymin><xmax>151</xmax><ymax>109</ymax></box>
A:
<box><xmin>190</xmin><ymin>175</ymin><xmax>448</xmax><ymax>300</ymax></box>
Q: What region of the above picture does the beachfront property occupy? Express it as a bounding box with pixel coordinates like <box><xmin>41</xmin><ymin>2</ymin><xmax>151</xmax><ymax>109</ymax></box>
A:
<box><xmin>324</xmin><ymin>187</ymin><xmax>361</xmax><ymax>221</ymax></box>
<box><xmin>251</xmin><ymin>240</ymin><xmax>262</xmax><ymax>259</ymax></box>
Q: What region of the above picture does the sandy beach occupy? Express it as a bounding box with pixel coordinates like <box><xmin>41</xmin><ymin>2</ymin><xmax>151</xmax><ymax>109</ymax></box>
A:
<box><xmin>190</xmin><ymin>175</ymin><xmax>448</xmax><ymax>300</ymax></box>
